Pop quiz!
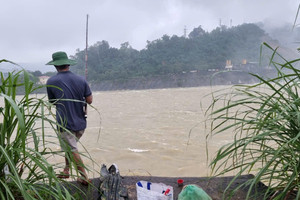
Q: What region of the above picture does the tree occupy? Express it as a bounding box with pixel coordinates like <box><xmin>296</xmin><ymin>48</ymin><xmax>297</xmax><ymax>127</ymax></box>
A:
<box><xmin>120</xmin><ymin>42</ymin><xmax>131</xmax><ymax>50</ymax></box>
<box><xmin>188</xmin><ymin>25</ymin><xmax>206</xmax><ymax>39</ymax></box>
<box><xmin>31</xmin><ymin>70</ymin><xmax>42</xmax><ymax>77</ymax></box>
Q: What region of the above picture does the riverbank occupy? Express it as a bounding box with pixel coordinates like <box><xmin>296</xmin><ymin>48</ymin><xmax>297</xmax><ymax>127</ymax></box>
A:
<box><xmin>64</xmin><ymin>174</ymin><xmax>268</xmax><ymax>200</ymax></box>
<box><xmin>89</xmin><ymin>70</ymin><xmax>276</xmax><ymax>91</ymax></box>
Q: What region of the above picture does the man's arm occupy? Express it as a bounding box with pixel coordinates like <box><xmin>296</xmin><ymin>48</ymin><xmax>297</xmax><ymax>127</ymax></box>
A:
<box><xmin>85</xmin><ymin>94</ymin><xmax>93</xmax><ymax>104</ymax></box>
<box><xmin>47</xmin><ymin>87</ymin><xmax>56</xmax><ymax>104</ymax></box>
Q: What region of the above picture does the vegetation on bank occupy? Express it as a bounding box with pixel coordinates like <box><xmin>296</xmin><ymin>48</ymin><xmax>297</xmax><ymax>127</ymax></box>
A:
<box><xmin>71</xmin><ymin>23</ymin><xmax>279</xmax><ymax>83</ymax></box>
<box><xmin>206</xmin><ymin>43</ymin><xmax>300</xmax><ymax>199</ymax></box>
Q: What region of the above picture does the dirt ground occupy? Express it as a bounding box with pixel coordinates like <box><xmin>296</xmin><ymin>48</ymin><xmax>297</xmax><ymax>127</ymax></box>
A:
<box><xmin>64</xmin><ymin>174</ymin><xmax>268</xmax><ymax>200</ymax></box>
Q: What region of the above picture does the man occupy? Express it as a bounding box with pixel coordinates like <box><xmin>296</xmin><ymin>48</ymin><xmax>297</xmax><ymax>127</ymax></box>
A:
<box><xmin>46</xmin><ymin>51</ymin><xmax>93</xmax><ymax>185</ymax></box>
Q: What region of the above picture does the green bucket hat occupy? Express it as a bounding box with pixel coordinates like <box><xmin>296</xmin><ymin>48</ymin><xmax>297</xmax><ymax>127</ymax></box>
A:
<box><xmin>46</xmin><ymin>51</ymin><xmax>77</xmax><ymax>66</ymax></box>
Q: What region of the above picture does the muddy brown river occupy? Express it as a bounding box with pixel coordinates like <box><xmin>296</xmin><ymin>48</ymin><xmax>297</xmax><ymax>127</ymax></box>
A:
<box><xmin>43</xmin><ymin>86</ymin><xmax>235</xmax><ymax>178</ymax></box>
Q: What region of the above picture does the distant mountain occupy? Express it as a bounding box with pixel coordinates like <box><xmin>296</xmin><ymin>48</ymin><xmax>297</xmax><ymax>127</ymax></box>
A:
<box><xmin>0</xmin><ymin>61</ymin><xmax>19</xmax><ymax>73</ymax></box>
<box><xmin>72</xmin><ymin>23</ymin><xmax>280</xmax><ymax>83</ymax></box>
<box><xmin>19</xmin><ymin>62</ymin><xmax>55</xmax><ymax>73</ymax></box>
<box><xmin>0</xmin><ymin>61</ymin><xmax>55</xmax><ymax>73</ymax></box>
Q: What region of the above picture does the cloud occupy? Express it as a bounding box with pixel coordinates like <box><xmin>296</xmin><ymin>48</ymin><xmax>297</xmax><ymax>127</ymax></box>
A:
<box><xmin>0</xmin><ymin>0</ymin><xmax>299</xmax><ymax>64</ymax></box>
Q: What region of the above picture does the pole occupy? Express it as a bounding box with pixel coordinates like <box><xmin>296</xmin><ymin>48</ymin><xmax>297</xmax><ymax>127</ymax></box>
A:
<box><xmin>85</xmin><ymin>14</ymin><xmax>89</xmax><ymax>80</ymax></box>
<box><xmin>84</xmin><ymin>14</ymin><xmax>89</xmax><ymax>118</ymax></box>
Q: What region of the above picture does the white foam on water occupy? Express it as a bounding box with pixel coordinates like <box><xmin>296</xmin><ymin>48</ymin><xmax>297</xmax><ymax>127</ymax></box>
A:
<box><xmin>127</xmin><ymin>148</ymin><xmax>149</xmax><ymax>153</ymax></box>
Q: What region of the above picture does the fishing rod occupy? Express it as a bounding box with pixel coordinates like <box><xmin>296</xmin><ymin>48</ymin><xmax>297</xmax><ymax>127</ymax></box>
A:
<box><xmin>85</xmin><ymin>14</ymin><xmax>89</xmax><ymax>80</ymax></box>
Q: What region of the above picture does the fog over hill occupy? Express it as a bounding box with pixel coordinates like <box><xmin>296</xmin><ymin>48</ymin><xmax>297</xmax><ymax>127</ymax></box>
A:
<box><xmin>259</xmin><ymin>23</ymin><xmax>300</xmax><ymax>49</ymax></box>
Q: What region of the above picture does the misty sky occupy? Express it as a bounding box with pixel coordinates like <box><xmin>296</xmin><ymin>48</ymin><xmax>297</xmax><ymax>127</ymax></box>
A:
<box><xmin>1</xmin><ymin>0</ymin><xmax>299</xmax><ymax>64</ymax></box>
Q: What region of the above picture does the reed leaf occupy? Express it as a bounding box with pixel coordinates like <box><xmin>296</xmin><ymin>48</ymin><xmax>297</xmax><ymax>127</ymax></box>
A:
<box><xmin>207</xmin><ymin>43</ymin><xmax>300</xmax><ymax>199</ymax></box>
<box><xmin>0</xmin><ymin>65</ymin><xmax>91</xmax><ymax>199</ymax></box>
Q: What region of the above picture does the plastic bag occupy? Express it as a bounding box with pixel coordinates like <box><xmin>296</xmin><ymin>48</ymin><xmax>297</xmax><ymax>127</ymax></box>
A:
<box><xmin>136</xmin><ymin>180</ymin><xmax>173</xmax><ymax>200</ymax></box>
<box><xmin>178</xmin><ymin>184</ymin><xmax>212</xmax><ymax>200</ymax></box>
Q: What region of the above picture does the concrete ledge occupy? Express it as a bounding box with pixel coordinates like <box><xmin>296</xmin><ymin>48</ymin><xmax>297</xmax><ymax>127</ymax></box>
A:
<box><xmin>63</xmin><ymin>174</ymin><xmax>268</xmax><ymax>200</ymax></box>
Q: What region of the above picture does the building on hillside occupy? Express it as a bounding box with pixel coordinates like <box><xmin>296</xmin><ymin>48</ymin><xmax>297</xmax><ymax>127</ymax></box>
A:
<box><xmin>225</xmin><ymin>60</ymin><xmax>233</xmax><ymax>70</ymax></box>
<box><xmin>38</xmin><ymin>76</ymin><xmax>50</xmax><ymax>85</ymax></box>
<box><xmin>224</xmin><ymin>59</ymin><xmax>260</xmax><ymax>72</ymax></box>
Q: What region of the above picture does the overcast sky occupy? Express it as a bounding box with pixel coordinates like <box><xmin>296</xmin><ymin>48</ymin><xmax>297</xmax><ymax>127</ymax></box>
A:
<box><xmin>0</xmin><ymin>0</ymin><xmax>299</xmax><ymax>65</ymax></box>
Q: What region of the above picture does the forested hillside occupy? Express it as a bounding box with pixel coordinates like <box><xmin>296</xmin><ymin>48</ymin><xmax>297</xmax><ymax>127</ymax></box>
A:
<box><xmin>71</xmin><ymin>23</ymin><xmax>276</xmax><ymax>84</ymax></box>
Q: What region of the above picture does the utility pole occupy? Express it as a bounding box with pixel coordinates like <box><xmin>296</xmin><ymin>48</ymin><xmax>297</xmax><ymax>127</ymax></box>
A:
<box><xmin>85</xmin><ymin>14</ymin><xmax>89</xmax><ymax>80</ymax></box>
<box><xmin>184</xmin><ymin>25</ymin><xmax>187</xmax><ymax>38</ymax></box>
<box><xmin>84</xmin><ymin>14</ymin><xmax>89</xmax><ymax>118</ymax></box>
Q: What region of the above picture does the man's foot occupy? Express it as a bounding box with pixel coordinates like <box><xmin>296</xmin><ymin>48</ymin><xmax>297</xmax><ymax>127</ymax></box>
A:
<box><xmin>57</xmin><ymin>168</ymin><xmax>70</xmax><ymax>179</ymax></box>
<box><xmin>77</xmin><ymin>176</ymin><xmax>91</xmax><ymax>186</ymax></box>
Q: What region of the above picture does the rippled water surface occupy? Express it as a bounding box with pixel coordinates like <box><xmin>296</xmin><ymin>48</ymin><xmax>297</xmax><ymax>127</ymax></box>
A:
<box><xmin>45</xmin><ymin>86</ymin><xmax>234</xmax><ymax>177</ymax></box>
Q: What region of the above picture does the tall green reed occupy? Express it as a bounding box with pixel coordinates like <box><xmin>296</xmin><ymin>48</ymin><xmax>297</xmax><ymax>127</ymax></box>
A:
<box><xmin>0</xmin><ymin>60</ymin><xmax>87</xmax><ymax>199</ymax></box>
<box><xmin>206</xmin><ymin>44</ymin><xmax>300</xmax><ymax>200</ymax></box>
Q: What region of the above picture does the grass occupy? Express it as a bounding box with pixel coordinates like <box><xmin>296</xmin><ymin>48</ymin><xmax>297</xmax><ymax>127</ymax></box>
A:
<box><xmin>206</xmin><ymin>43</ymin><xmax>300</xmax><ymax>199</ymax></box>
<box><xmin>0</xmin><ymin>59</ymin><xmax>96</xmax><ymax>199</ymax></box>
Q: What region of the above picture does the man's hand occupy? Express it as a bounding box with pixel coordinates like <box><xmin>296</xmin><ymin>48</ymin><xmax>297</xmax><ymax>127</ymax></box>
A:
<box><xmin>85</xmin><ymin>95</ymin><xmax>93</xmax><ymax>104</ymax></box>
